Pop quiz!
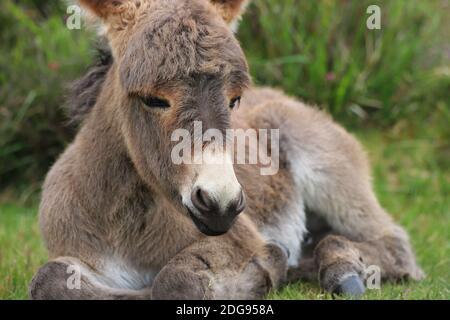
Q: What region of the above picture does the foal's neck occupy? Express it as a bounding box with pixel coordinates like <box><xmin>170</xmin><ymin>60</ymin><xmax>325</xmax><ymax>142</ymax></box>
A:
<box><xmin>75</xmin><ymin>103</ymin><xmax>161</xmax><ymax>219</ymax></box>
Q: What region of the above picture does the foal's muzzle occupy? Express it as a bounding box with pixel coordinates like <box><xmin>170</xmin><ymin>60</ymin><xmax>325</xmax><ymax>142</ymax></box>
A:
<box><xmin>187</xmin><ymin>187</ymin><xmax>246</xmax><ymax>236</ymax></box>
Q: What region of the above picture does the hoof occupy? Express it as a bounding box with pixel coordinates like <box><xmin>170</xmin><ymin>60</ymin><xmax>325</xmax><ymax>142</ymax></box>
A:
<box><xmin>151</xmin><ymin>267</ymin><xmax>209</xmax><ymax>300</ymax></box>
<box><xmin>29</xmin><ymin>261</ymin><xmax>69</xmax><ymax>300</ymax></box>
<box><xmin>333</xmin><ymin>274</ymin><xmax>365</xmax><ymax>297</ymax></box>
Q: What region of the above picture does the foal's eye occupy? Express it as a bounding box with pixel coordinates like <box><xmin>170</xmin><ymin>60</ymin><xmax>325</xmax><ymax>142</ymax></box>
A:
<box><xmin>140</xmin><ymin>96</ymin><xmax>170</xmax><ymax>109</ymax></box>
<box><xmin>229</xmin><ymin>96</ymin><xmax>241</xmax><ymax>110</ymax></box>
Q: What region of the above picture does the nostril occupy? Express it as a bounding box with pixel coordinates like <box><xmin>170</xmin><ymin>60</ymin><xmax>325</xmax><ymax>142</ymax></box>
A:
<box><xmin>191</xmin><ymin>187</ymin><xmax>213</xmax><ymax>212</ymax></box>
<box><xmin>196</xmin><ymin>188</ymin><xmax>207</xmax><ymax>205</ymax></box>
<box><xmin>234</xmin><ymin>190</ymin><xmax>246</xmax><ymax>215</ymax></box>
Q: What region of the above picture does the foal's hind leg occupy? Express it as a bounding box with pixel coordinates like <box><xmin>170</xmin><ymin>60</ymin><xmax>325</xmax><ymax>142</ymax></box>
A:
<box><xmin>29</xmin><ymin>257</ymin><xmax>153</xmax><ymax>300</ymax></box>
<box><xmin>287</xmin><ymin>206</ymin><xmax>424</xmax><ymax>296</ymax></box>
<box><xmin>151</xmin><ymin>216</ymin><xmax>288</xmax><ymax>300</ymax></box>
<box><xmin>288</xmin><ymin>127</ymin><xmax>424</xmax><ymax>295</ymax></box>
<box><xmin>312</xmin><ymin>228</ymin><xmax>425</xmax><ymax>295</ymax></box>
<box><xmin>239</xmin><ymin>90</ymin><xmax>423</xmax><ymax>295</ymax></box>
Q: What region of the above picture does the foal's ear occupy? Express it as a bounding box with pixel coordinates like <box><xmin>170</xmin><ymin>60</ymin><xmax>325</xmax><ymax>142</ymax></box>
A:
<box><xmin>78</xmin><ymin>0</ymin><xmax>128</xmax><ymax>19</ymax></box>
<box><xmin>209</xmin><ymin>0</ymin><xmax>250</xmax><ymax>27</ymax></box>
<box><xmin>77</xmin><ymin>0</ymin><xmax>141</xmax><ymax>36</ymax></box>
<box><xmin>79</xmin><ymin>0</ymin><xmax>125</xmax><ymax>18</ymax></box>
<box><xmin>77</xmin><ymin>0</ymin><xmax>250</xmax><ymax>28</ymax></box>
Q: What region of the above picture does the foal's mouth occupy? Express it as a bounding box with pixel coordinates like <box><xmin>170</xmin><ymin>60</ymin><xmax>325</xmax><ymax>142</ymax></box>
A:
<box><xmin>186</xmin><ymin>207</ymin><xmax>232</xmax><ymax>237</ymax></box>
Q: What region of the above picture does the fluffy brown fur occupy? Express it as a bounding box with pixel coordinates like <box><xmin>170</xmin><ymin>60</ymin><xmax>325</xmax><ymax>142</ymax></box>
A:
<box><xmin>30</xmin><ymin>0</ymin><xmax>423</xmax><ymax>300</ymax></box>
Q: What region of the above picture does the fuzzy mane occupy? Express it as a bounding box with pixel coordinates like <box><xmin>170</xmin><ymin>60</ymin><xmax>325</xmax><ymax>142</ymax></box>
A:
<box><xmin>65</xmin><ymin>39</ymin><xmax>113</xmax><ymax>124</ymax></box>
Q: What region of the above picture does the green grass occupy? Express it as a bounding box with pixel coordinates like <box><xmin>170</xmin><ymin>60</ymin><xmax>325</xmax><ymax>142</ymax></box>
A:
<box><xmin>1</xmin><ymin>128</ymin><xmax>448</xmax><ymax>300</ymax></box>
<box><xmin>0</xmin><ymin>204</ymin><xmax>47</xmax><ymax>299</ymax></box>
<box><xmin>239</xmin><ymin>0</ymin><xmax>450</xmax><ymax>126</ymax></box>
<box><xmin>0</xmin><ymin>0</ymin><xmax>94</xmax><ymax>192</ymax></box>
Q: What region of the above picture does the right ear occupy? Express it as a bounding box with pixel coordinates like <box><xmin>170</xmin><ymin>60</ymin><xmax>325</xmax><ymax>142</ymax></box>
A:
<box><xmin>209</xmin><ymin>0</ymin><xmax>250</xmax><ymax>29</ymax></box>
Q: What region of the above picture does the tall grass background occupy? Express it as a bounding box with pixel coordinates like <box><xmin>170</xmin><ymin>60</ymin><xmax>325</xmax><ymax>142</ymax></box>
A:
<box><xmin>0</xmin><ymin>0</ymin><xmax>449</xmax><ymax>197</ymax></box>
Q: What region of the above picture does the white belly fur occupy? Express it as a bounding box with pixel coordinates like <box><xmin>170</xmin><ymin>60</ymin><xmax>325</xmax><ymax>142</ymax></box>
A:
<box><xmin>260</xmin><ymin>196</ymin><xmax>307</xmax><ymax>267</ymax></box>
<box><xmin>98</xmin><ymin>258</ymin><xmax>157</xmax><ymax>290</ymax></box>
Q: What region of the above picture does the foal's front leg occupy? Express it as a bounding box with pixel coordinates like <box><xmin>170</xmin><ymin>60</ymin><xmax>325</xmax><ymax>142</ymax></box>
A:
<box><xmin>151</xmin><ymin>217</ymin><xmax>288</xmax><ymax>300</ymax></box>
<box><xmin>29</xmin><ymin>256</ymin><xmax>153</xmax><ymax>300</ymax></box>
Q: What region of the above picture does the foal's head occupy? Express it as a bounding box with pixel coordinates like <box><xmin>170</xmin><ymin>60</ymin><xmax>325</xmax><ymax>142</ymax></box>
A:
<box><xmin>79</xmin><ymin>0</ymin><xmax>250</xmax><ymax>235</ymax></box>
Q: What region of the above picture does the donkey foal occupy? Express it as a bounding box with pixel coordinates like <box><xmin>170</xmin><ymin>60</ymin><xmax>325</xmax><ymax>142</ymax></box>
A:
<box><xmin>30</xmin><ymin>0</ymin><xmax>423</xmax><ymax>299</ymax></box>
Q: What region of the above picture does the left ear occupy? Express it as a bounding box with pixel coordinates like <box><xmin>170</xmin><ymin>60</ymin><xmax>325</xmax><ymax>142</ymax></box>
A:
<box><xmin>209</xmin><ymin>0</ymin><xmax>250</xmax><ymax>30</ymax></box>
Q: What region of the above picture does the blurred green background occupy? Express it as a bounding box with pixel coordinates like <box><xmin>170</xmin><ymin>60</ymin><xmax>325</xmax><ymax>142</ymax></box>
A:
<box><xmin>0</xmin><ymin>0</ymin><xmax>449</xmax><ymax>299</ymax></box>
<box><xmin>0</xmin><ymin>0</ymin><xmax>449</xmax><ymax>195</ymax></box>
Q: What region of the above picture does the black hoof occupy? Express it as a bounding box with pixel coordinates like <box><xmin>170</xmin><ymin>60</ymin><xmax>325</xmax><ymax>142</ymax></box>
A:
<box><xmin>333</xmin><ymin>274</ymin><xmax>365</xmax><ymax>297</ymax></box>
